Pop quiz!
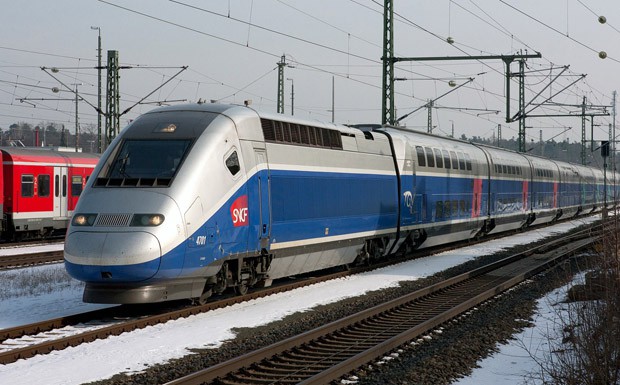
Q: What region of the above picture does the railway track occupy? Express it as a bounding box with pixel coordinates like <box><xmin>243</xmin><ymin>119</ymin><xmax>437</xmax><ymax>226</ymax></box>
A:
<box><xmin>0</xmin><ymin>238</ymin><xmax>64</xmax><ymax>269</ymax></box>
<box><xmin>0</xmin><ymin>250</ymin><xmax>63</xmax><ymax>269</ymax></box>
<box><xmin>163</xmin><ymin>229</ymin><xmax>599</xmax><ymax>385</ymax></box>
<box><xmin>0</xmin><ymin>221</ymin><xmax>601</xmax><ymax>367</ymax></box>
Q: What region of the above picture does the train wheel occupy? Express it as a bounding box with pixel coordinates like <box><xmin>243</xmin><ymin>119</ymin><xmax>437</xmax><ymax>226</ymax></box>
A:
<box><xmin>195</xmin><ymin>288</ymin><xmax>212</xmax><ymax>306</ymax></box>
<box><xmin>234</xmin><ymin>281</ymin><xmax>249</xmax><ymax>295</ymax></box>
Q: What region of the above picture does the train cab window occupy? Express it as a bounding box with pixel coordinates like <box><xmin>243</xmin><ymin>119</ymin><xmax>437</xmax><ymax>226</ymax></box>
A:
<box><xmin>424</xmin><ymin>147</ymin><xmax>435</xmax><ymax>167</ymax></box>
<box><xmin>38</xmin><ymin>175</ymin><xmax>50</xmax><ymax>197</ymax></box>
<box><xmin>71</xmin><ymin>176</ymin><xmax>83</xmax><ymax>196</ymax></box>
<box><xmin>225</xmin><ymin>151</ymin><xmax>240</xmax><ymax>176</ymax></box>
<box><xmin>416</xmin><ymin>146</ymin><xmax>426</xmax><ymax>167</ymax></box>
<box><xmin>21</xmin><ymin>175</ymin><xmax>34</xmax><ymax>197</ymax></box>
<box><xmin>450</xmin><ymin>151</ymin><xmax>458</xmax><ymax>170</ymax></box>
<box><xmin>442</xmin><ymin>150</ymin><xmax>451</xmax><ymax>169</ymax></box>
<box><xmin>100</xmin><ymin>139</ymin><xmax>192</xmax><ymax>184</ymax></box>
<box><xmin>457</xmin><ymin>153</ymin><xmax>465</xmax><ymax>170</ymax></box>
<box><xmin>434</xmin><ymin>149</ymin><xmax>443</xmax><ymax>168</ymax></box>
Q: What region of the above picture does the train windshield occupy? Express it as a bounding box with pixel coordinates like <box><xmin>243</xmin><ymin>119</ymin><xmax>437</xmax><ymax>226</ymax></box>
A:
<box><xmin>95</xmin><ymin>139</ymin><xmax>191</xmax><ymax>187</ymax></box>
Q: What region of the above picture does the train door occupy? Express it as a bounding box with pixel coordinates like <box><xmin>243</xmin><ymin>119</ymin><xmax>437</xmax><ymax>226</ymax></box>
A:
<box><xmin>401</xmin><ymin>149</ymin><xmax>416</xmax><ymax>226</ymax></box>
<box><xmin>53</xmin><ymin>167</ymin><xmax>69</xmax><ymax>219</ymax></box>
<box><xmin>253</xmin><ymin>148</ymin><xmax>271</xmax><ymax>251</ymax></box>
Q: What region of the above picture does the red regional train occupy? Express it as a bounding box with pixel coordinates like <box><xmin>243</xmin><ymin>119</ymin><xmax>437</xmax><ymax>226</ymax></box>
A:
<box><xmin>0</xmin><ymin>147</ymin><xmax>100</xmax><ymax>240</ymax></box>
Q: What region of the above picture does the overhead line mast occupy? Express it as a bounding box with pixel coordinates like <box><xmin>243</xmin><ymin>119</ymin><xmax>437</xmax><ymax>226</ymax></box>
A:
<box><xmin>381</xmin><ymin>0</ymin><xmax>540</xmax><ymax>152</ymax></box>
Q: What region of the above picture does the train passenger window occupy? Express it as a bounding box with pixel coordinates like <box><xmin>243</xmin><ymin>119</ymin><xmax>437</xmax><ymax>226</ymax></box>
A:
<box><xmin>457</xmin><ymin>153</ymin><xmax>465</xmax><ymax>170</ymax></box>
<box><xmin>459</xmin><ymin>200</ymin><xmax>466</xmax><ymax>215</ymax></box>
<box><xmin>62</xmin><ymin>175</ymin><xmax>67</xmax><ymax>197</ymax></box>
<box><xmin>451</xmin><ymin>200</ymin><xmax>458</xmax><ymax>217</ymax></box>
<box><xmin>225</xmin><ymin>151</ymin><xmax>240</xmax><ymax>176</ymax></box>
<box><xmin>38</xmin><ymin>175</ymin><xmax>50</xmax><ymax>197</ymax></box>
<box><xmin>434</xmin><ymin>149</ymin><xmax>443</xmax><ymax>168</ymax></box>
<box><xmin>510</xmin><ymin>166</ymin><xmax>515</xmax><ymax>174</ymax></box>
<box><xmin>425</xmin><ymin>147</ymin><xmax>435</xmax><ymax>167</ymax></box>
<box><xmin>502</xmin><ymin>165</ymin><xmax>508</xmax><ymax>174</ymax></box>
<box><xmin>464</xmin><ymin>154</ymin><xmax>472</xmax><ymax>171</ymax></box>
<box><xmin>71</xmin><ymin>176</ymin><xmax>83</xmax><ymax>196</ymax></box>
<box><xmin>442</xmin><ymin>150</ymin><xmax>451</xmax><ymax>169</ymax></box>
<box><xmin>450</xmin><ymin>151</ymin><xmax>458</xmax><ymax>170</ymax></box>
<box><xmin>416</xmin><ymin>146</ymin><xmax>426</xmax><ymax>167</ymax></box>
<box><xmin>494</xmin><ymin>164</ymin><xmax>499</xmax><ymax>173</ymax></box>
<box><xmin>435</xmin><ymin>201</ymin><xmax>443</xmax><ymax>219</ymax></box>
<box><xmin>55</xmin><ymin>175</ymin><xmax>59</xmax><ymax>197</ymax></box>
<box><xmin>21</xmin><ymin>175</ymin><xmax>34</xmax><ymax>197</ymax></box>
<box><xmin>444</xmin><ymin>201</ymin><xmax>451</xmax><ymax>218</ymax></box>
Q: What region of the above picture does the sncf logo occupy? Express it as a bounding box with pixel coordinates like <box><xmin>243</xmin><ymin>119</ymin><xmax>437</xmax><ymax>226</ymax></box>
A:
<box><xmin>231</xmin><ymin>195</ymin><xmax>249</xmax><ymax>227</ymax></box>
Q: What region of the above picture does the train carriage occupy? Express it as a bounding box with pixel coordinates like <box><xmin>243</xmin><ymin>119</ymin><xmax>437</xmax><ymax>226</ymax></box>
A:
<box><xmin>63</xmin><ymin>103</ymin><xmax>617</xmax><ymax>304</ymax></box>
<box><xmin>1</xmin><ymin>147</ymin><xmax>100</xmax><ymax>239</ymax></box>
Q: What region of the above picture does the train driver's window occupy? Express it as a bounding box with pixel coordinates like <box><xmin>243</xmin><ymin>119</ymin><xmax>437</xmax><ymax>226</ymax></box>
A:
<box><xmin>21</xmin><ymin>175</ymin><xmax>34</xmax><ymax>197</ymax></box>
<box><xmin>38</xmin><ymin>175</ymin><xmax>50</xmax><ymax>197</ymax></box>
<box><xmin>225</xmin><ymin>151</ymin><xmax>240</xmax><ymax>176</ymax></box>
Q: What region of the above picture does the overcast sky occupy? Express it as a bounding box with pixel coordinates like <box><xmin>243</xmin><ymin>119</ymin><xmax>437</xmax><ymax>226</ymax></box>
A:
<box><xmin>2</xmin><ymin>0</ymin><xmax>620</xmax><ymax>144</ymax></box>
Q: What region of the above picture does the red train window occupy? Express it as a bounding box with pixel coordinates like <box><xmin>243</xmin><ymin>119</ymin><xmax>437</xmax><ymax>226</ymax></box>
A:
<box><xmin>21</xmin><ymin>175</ymin><xmax>34</xmax><ymax>197</ymax></box>
<box><xmin>62</xmin><ymin>175</ymin><xmax>67</xmax><ymax>197</ymax></box>
<box><xmin>38</xmin><ymin>175</ymin><xmax>50</xmax><ymax>197</ymax></box>
<box><xmin>71</xmin><ymin>176</ymin><xmax>83</xmax><ymax>196</ymax></box>
<box><xmin>55</xmin><ymin>175</ymin><xmax>59</xmax><ymax>197</ymax></box>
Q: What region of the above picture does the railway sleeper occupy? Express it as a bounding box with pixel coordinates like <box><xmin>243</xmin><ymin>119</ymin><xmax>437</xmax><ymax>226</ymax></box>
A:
<box><xmin>220</xmin><ymin>374</ymin><xmax>300</xmax><ymax>385</ymax></box>
<box><xmin>242</xmin><ymin>367</ymin><xmax>317</xmax><ymax>379</ymax></box>
<box><xmin>313</xmin><ymin>338</ymin><xmax>377</xmax><ymax>350</ymax></box>
<box><xmin>282</xmin><ymin>350</ymin><xmax>345</xmax><ymax>364</ymax></box>
<box><xmin>265</xmin><ymin>357</ymin><xmax>330</xmax><ymax>370</ymax></box>
<box><xmin>329</xmin><ymin>332</ymin><xmax>385</xmax><ymax>344</ymax></box>
<box><xmin>252</xmin><ymin>362</ymin><xmax>323</xmax><ymax>374</ymax></box>
<box><xmin>292</xmin><ymin>345</ymin><xmax>354</xmax><ymax>359</ymax></box>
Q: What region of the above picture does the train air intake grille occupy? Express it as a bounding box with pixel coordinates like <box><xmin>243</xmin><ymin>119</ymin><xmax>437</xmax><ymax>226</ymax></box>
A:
<box><xmin>95</xmin><ymin>214</ymin><xmax>132</xmax><ymax>227</ymax></box>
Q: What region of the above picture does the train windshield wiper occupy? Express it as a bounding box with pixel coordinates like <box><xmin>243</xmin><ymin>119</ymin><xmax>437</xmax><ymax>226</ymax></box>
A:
<box><xmin>117</xmin><ymin>153</ymin><xmax>131</xmax><ymax>178</ymax></box>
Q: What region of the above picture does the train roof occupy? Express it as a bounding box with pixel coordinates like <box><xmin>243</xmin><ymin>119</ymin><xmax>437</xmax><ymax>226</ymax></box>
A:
<box><xmin>0</xmin><ymin>147</ymin><xmax>100</xmax><ymax>163</ymax></box>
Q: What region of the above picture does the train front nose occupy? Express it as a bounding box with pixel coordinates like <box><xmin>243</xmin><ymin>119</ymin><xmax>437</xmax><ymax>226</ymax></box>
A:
<box><xmin>64</xmin><ymin>231</ymin><xmax>162</xmax><ymax>282</ymax></box>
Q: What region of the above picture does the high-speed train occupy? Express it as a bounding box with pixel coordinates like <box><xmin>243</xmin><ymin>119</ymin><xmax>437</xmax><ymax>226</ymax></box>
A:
<box><xmin>64</xmin><ymin>103</ymin><xmax>617</xmax><ymax>304</ymax></box>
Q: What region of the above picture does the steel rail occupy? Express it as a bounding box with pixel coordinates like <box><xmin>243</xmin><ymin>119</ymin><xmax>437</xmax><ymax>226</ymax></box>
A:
<box><xmin>163</xmin><ymin>231</ymin><xmax>598</xmax><ymax>385</ymax></box>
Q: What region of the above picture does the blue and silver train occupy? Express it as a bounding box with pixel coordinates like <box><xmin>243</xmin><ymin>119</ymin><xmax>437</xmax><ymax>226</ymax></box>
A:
<box><xmin>64</xmin><ymin>103</ymin><xmax>617</xmax><ymax>303</ymax></box>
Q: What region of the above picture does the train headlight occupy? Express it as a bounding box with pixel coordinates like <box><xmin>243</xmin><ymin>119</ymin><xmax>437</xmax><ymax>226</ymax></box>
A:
<box><xmin>72</xmin><ymin>214</ymin><xmax>97</xmax><ymax>226</ymax></box>
<box><xmin>131</xmin><ymin>214</ymin><xmax>165</xmax><ymax>226</ymax></box>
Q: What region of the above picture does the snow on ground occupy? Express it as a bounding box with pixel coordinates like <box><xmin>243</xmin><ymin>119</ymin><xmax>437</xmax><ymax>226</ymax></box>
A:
<box><xmin>453</xmin><ymin>274</ymin><xmax>584</xmax><ymax>385</ymax></box>
<box><xmin>0</xmin><ymin>242</ymin><xmax>63</xmax><ymax>256</ymax></box>
<box><xmin>0</xmin><ymin>217</ymin><xmax>598</xmax><ymax>385</ymax></box>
